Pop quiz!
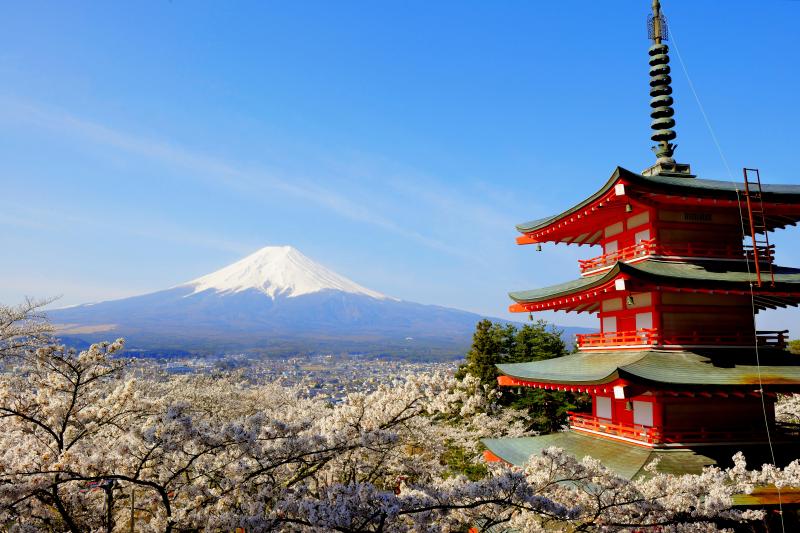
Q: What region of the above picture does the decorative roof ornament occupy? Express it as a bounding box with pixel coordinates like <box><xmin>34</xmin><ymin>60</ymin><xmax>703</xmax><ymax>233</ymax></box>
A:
<box><xmin>643</xmin><ymin>0</ymin><xmax>692</xmax><ymax>177</ymax></box>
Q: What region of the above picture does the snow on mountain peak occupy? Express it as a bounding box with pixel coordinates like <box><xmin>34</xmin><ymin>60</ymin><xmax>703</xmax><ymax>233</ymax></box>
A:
<box><xmin>183</xmin><ymin>246</ymin><xmax>391</xmax><ymax>300</ymax></box>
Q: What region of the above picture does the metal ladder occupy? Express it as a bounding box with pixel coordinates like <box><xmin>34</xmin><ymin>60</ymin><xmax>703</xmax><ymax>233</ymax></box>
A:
<box><xmin>741</xmin><ymin>168</ymin><xmax>775</xmax><ymax>287</ymax></box>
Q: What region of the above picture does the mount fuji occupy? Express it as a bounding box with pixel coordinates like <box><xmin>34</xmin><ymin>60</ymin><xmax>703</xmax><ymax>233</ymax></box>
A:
<box><xmin>48</xmin><ymin>246</ymin><xmax>521</xmax><ymax>358</ymax></box>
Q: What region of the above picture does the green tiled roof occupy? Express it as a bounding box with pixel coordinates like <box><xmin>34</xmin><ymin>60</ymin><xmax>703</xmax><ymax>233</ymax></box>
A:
<box><xmin>508</xmin><ymin>273</ymin><xmax>604</xmax><ymax>302</ymax></box>
<box><xmin>620</xmin><ymin>350</ymin><xmax>800</xmax><ymax>386</ymax></box>
<box><xmin>497</xmin><ymin>349</ymin><xmax>800</xmax><ymax>387</ymax></box>
<box><xmin>497</xmin><ymin>350</ymin><xmax>642</xmax><ymax>384</ymax></box>
<box><xmin>632</xmin><ymin>261</ymin><xmax>800</xmax><ymax>285</ymax></box>
<box><xmin>483</xmin><ymin>433</ymin><xmax>800</xmax><ymax>483</ymax></box>
<box><xmin>483</xmin><ymin>432</ymin><xmax>718</xmax><ymax>479</ymax></box>
<box><xmin>517</xmin><ymin>167</ymin><xmax>800</xmax><ymax>233</ymax></box>
<box><xmin>508</xmin><ymin>259</ymin><xmax>800</xmax><ymax>304</ymax></box>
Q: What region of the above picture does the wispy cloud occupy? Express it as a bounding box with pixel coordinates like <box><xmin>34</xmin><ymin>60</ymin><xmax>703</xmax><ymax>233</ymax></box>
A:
<box><xmin>387</xmin><ymin>175</ymin><xmax>517</xmax><ymax>232</ymax></box>
<box><xmin>0</xmin><ymin>97</ymin><xmax>474</xmax><ymax>259</ymax></box>
<box><xmin>0</xmin><ymin>202</ymin><xmax>256</xmax><ymax>256</ymax></box>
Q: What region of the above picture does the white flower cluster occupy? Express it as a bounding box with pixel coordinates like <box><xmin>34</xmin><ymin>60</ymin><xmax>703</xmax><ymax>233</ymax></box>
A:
<box><xmin>776</xmin><ymin>393</ymin><xmax>800</xmax><ymax>424</ymax></box>
<box><xmin>0</xmin><ymin>303</ymin><xmax>798</xmax><ymax>532</ymax></box>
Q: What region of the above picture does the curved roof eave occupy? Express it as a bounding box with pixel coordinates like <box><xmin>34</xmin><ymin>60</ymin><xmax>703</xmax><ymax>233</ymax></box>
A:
<box><xmin>508</xmin><ymin>263</ymin><xmax>622</xmax><ymax>303</ymax></box>
<box><xmin>623</xmin><ymin>260</ymin><xmax>800</xmax><ymax>286</ymax></box>
<box><xmin>516</xmin><ymin>167</ymin><xmax>623</xmax><ymax>233</ymax></box>
<box><xmin>618</xmin><ymin>350</ymin><xmax>800</xmax><ymax>386</ymax></box>
<box><xmin>482</xmin><ymin>434</ymin><xmax>719</xmax><ymax>478</ymax></box>
<box><xmin>508</xmin><ymin>260</ymin><xmax>800</xmax><ymax>305</ymax></box>
<box><xmin>497</xmin><ymin>349</ymin><xmax>800</xmax><ymax>387</ymax></box>
<box><xmin>516</xmin><ymin>167</ymin><xmax>800</xmax><ymax>234</ymax></box>
<box><xmin>496</xmin><ymin>350</ymin><xmax>643</xmax><ymax>384</ymax></box>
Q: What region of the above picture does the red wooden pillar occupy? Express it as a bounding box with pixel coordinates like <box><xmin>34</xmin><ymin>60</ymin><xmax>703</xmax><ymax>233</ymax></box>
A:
<box><xmin>652</xmin><ymin>290</ymin><xmax>662</xmax><ymax>343</ymax></box>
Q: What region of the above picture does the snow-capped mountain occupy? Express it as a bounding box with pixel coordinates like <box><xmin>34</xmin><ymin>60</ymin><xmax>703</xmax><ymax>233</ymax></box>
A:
<box><xmin>183</xmin><ymin>246</ymin><xmax>390</xmax><ymax>300</ymax></box>
<box><xmin>48</xmin><ymin>246</ymin><xmax>525</xmax><ymax>358</ymax></box>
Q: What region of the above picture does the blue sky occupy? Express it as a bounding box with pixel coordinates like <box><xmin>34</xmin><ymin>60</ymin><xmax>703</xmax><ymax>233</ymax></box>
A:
<box><xmin>1</xmin><ymin>1</ymin><xmax>798</xmax><ymax>330</ymax></box>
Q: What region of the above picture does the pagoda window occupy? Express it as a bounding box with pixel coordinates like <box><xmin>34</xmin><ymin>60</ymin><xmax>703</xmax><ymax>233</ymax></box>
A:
<box><xmin>627</xmin><ymin>292</ymin><xmax>652</xmax><ymax>309</ymax></box>
<box><xmin>601</xmin><ymin>316</ymin><xmax>617</xmax><ymax>333</ymax></box>
<box><xmin>661</xmin><ymin>292</ymin><xmax>749</xmax><ymax>307</ymax></box>
<box><xmin>604</xmin><ymin>222</ymin><xmax>624</xmax><ymax>238</ymax></box>
<box><xmin>595</xmin><ymin>396</ymin><xmax>613</xmax><ymax>420</ymax></box>
<box><xmin>632</xmin><ymin>400</ymin><xmax>654</xmax><ymax>427</ymax></box>
<box><xmin>601</xmin><ymin>298</ymin><xmax>623</xmax><ymax>312</ymax></box>
<box><xmin>626</xmin><ymin>211</ymin><xmax>650</xmax><ymax>229</ymax></box>
<box><xmin>635</xmin><ymin>312</ymin><xmax>653</xmax><ymax>330</ymax></box>
<box><xmin>661</xmin><ymin>311</ymin><xmax>755</xmax><ymax>343</ymax></box>
<box><xmin>604</xmin><ymin>240</ymin><xmax>618</xmax><ymax>255</ymax></box>
<box><xmin>634</xmin><ymin>228</ymin><xmax>651</xmax><ymax>243</ymax></box>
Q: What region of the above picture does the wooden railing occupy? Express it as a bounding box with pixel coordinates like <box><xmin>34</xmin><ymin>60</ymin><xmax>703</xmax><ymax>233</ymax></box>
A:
<box><xmin>576</xmin><ymin>328</ymin><xmax>659</xmax><ymax>348</ymax></box>
<box><xmin>575</xmin><ymin>328</ymin><xmax>788</xmax><ymax>349</ymax></box>
<box><xmin>579</xmin><ymin>240</ymin><xmax>656</xmax><ymax>274</ymax></box>
<box><xmin>568</xmin><ymin>412</ymin><xmax>789</xmax><ymax>445</ymax></box>
<box><xmin>567</xmin><ymin>412</ymin><xmax>661</xmax><ymax>444</ymax></box>
<box><xmin>578</xmin><ymin>239</ymin><xmax>774</xmax><ymax>274</ymax></box>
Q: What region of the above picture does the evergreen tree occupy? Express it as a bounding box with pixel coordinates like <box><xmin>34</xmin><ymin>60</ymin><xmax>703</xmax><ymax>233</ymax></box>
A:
<box><xmin>458</xmin><ymin>319</ymin><xmax>589</xmax><ymax>433</ymax></box>
<box><xmin>511</xmin><ymin>320</ymin><xmax>568</xmax><ymax>363</ymax></box>
<box><xmin>455</xmin><ymin>319</ymin><xmax>515</xmax><ymax>391</ymax></box>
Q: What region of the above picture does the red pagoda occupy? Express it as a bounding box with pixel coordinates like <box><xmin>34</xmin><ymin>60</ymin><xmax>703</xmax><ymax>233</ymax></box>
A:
<box><xmin>483</xmin><ymin>0</ymin><xmax>800</xmax><ymax>480</ymax></box>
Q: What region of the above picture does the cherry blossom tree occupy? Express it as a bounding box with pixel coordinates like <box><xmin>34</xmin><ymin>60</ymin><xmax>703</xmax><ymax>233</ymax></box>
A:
<box><xmin>776</xmin><ymin>393</ymin><xmax>800</xmax><ymax>424</ymax></box>
<box><xmin>0</xmin><ymin>297</ymin><xmax>53</xmax><ymax>359</ymax></box>
<box><xmin>0</xmin><ymin>301</ymin><xmax>798</xmax><ymax>532</ymax></box>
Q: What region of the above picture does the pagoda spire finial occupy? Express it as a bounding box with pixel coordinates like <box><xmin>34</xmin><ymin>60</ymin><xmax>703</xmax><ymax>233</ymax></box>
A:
<box><xmin>646</xmin><ymin>0</ymin><xmax>683</xmax><ymax>173</ymax></box>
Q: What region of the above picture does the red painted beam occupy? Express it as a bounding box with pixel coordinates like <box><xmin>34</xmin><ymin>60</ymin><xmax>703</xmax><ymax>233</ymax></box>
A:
<box><xmin>483</xmin><ymin>450</ymin><xmax>504</xmax><ymax>463</ymax></box>
<box><xmin>497</xmin><ymin>375</ymin><xmax>629</xmax><ymax>395</ymax></box>
<box><xmin>516</xmin><ymin>234</ymin><xmax>539</xmax><ymax>245</ymax></box>
<box><xmin>497</xmin><ymin>375</ymin><xmax>522</xmax><ymax>387</ymax></box>
<box><xmin>509</xmin><ymin>278</ymin><xmax>623</xmax><ymax>314</ymax></box>
<box><xmin>645</xmin><ymin>194</ymin><xmax>800</xmax><ymax>213</ymax></box>
<box><xmin>516</xmin><ymin>188</ymin><xmax>624</xmax><ymax>244</ymax></box>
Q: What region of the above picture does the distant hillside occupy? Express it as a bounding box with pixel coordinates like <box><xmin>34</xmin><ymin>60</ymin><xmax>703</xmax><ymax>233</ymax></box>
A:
<box><xmin>48</xmin><ymin>246</ymin><xmax>594</xmax><ymax>359</ymax></box>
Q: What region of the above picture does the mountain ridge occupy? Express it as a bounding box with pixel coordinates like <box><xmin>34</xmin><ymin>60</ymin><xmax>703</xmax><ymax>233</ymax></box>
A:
<box><xmin>180</xmin><ymin>246</ymin><xmax>392</xmax><ymax>300</ymax></box>
<box><xmin>48</xmin><ymin>246</ymin><xmax>593</xmax><ymax>359</ymax></box>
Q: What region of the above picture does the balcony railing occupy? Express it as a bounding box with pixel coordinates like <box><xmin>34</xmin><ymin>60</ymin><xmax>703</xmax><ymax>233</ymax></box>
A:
<box><xmin>568</xmin><ymin>412</ymin><xmax>789</xmax><ymax>446</ymax></box>
<box><xmin>568</xmin><ymin>411</ymin><xmax>661</xmax><ymax>444</ymax></box>
<box><xmin>576</xmin><ymin>328</ymin><xmax>659</xmax><ymax>348</ymax></box>
<box><xmin>578</xmin><ymin>239</ymin><xmax>775</xmax><ymax>274</ymax></box>
<box><xmin>575</xmin><ymin>328</ymin><xmax>788</xmax><ymax>350</ymax></box>
<box><xmin>579</xmin><ymin>240</ymin><xmax>656</xmax><ymax>274</ymax></box>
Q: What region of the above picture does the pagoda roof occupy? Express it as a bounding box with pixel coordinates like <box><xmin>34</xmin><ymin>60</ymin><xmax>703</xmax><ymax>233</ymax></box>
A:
<box><xmin>482</xmin><ymin>432</ymin><xmax>718</xmax><ymax>478</ymax></box>
<box><xmin>517</xmin><ymin>167</ymin><xmax>800</xmax><ymax>236</ymax></box>
<box><xmin>509</xmin><ymin>259</ymin><xmax>800</xmax><ymax>311</ymax></box>
<box><xmin>483</xmin><ymin>433</ymin><xmax>800</xmax><ymax>482</ymax></box>
<box><xmin>496</xmin><ymin>348</ymin><xmax>800</xmax><ymax>388</ymax></box>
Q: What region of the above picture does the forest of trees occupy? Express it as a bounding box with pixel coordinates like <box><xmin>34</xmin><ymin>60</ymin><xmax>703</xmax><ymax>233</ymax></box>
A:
<box><xmin>1</xmin><ymin>300</ymin><xmax>799</xmax><ymax>532</ymax></box>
